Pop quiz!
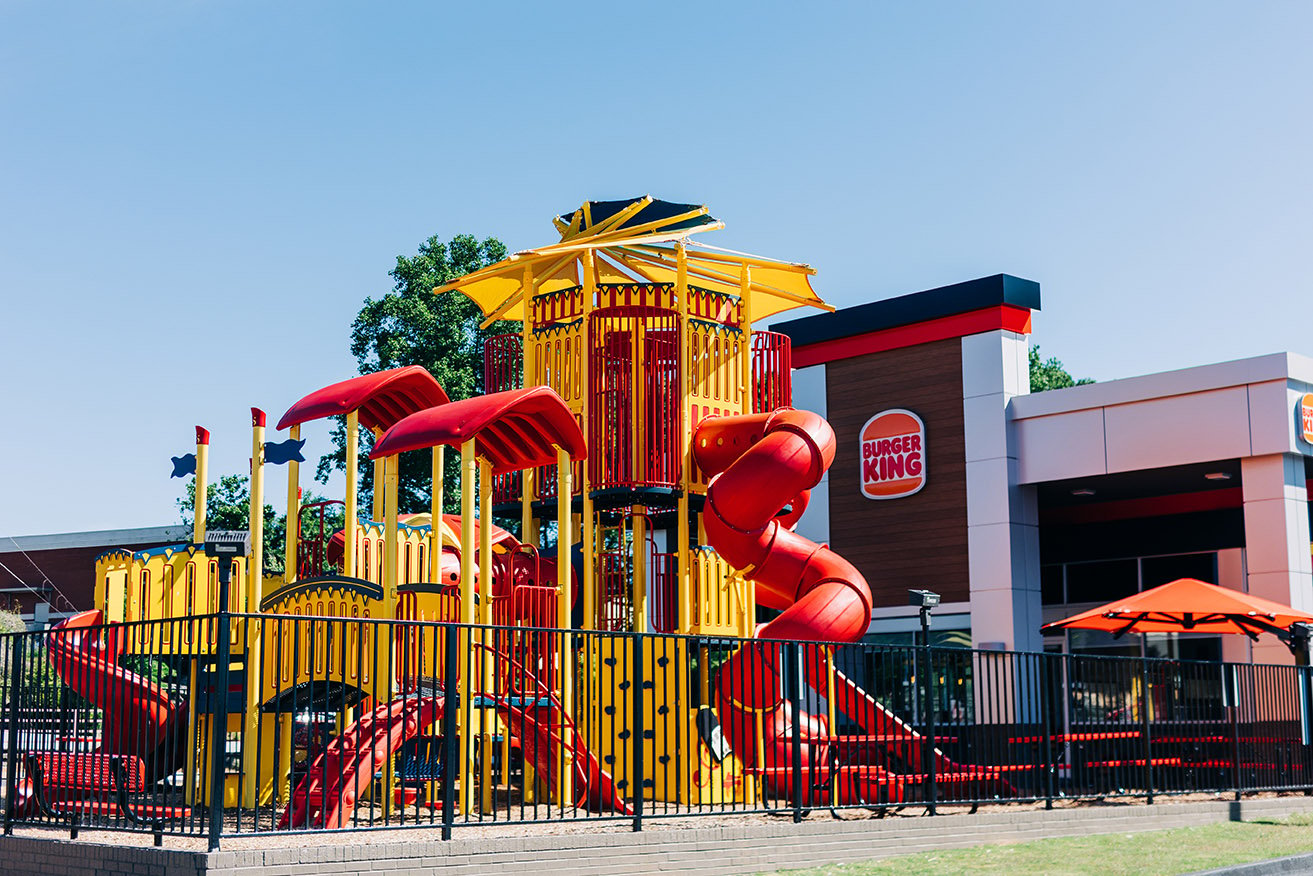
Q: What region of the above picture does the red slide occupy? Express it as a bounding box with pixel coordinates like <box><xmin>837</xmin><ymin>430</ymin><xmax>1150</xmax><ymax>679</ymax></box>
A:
<box><xmin>693</xmin><ymin>409</ymin><xmax>995</xmax><ymax>804</ymax></box>
<box><xmin>280</xmin><ymin>695</ymin><xmax>443</xmax><ymax>829</ymax></box>
<box><xmin>280</xmin><ymin>652</ymin><xmax>627</xmax><ymax>829</ymax></box>
<box><xmin>8</xmin><ymin>610</ymin><xmax>189</xmax><ymax>817</ymax></box>
<box><xmin>46</xmin><ymin>610</ymin><xmax>186</xmax><ymax>774</ymax></box>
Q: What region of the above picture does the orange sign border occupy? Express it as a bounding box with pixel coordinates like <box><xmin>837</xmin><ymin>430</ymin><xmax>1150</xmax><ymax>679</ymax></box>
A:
<box><xmin>1300</xmin><ymin>393</ymin><xmax>1313</xmax><ymax>446</ymax></box>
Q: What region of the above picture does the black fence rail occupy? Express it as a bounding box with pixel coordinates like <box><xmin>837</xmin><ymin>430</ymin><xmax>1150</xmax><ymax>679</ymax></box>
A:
<box><xmin>2</xmin><ymin>614</ymin><xmax>1312</xmax><ymax>848</ymax></box>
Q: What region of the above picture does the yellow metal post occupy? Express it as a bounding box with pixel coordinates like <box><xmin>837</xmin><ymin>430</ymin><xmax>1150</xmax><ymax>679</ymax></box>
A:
<box><xmin>372</xmin><ymin>437</ymin><xmax>385</xmax><ymax>524</ymax></box>
<box><xmin>381</xmin><ymin>442</ymin><xmax>400</xmax><ymax>815</ymax></box>
<box><xmin>676</xmin><ymin>241</ymin><xmax>693</xmax><ymax>634</ymax></box>
<box><xmin>344</xmin><ymin>410</ymin><xmax>359</xmax><ymax>578</ymax></box>
<box><xmin>478</xmin><ymin>458</ymin><xmax>494</xmax><ymax>811</ymax></box>
<box><xmin>193</xmin><ymin>427</ymin><xmax>209</xmax><ymax>545</ymax></box>
<box><xmin>459</xmin><ymin>439</ymin><xmax>477</xmax><ymax>813</ymax></box>
<box><xmin>383</xmin><ymin>449</ymin><xmax>399</xmax><ymax>616</ymax></box>
<box><xmin>740</xmin><ymin>263</ymin><xmax>753</xmax><ymax>414</ymax></box>
<box><xmin>556</xmin><ymin>445</ymin><xmax>574</xmax><ymax>805</ymax></box>
<box><xmin>633</xmin><ymin>510</ymin><xmax>647</xmax><ymax>633</ymax></box>
<box><xmin>580</xmin><ymin>248</ymin><xmax>595</xmax><ymax>631</ymax></box>
<box><xmin>520</xmin><ymin>264</ymin><xmax>538</xmax><ymax>548</ymax></box>
<box><xmin>430</xmin><ymin>446</ymin><xmax>444</xmax><ymax>583</ymax></box>
<box><xmin>284</xmin><ymin>424</ymin><xmax>300</xmax><ymax>585</ymax></box>
<box><xmin>242</xmin><ymin>408</ymin><xmax>266</xmax><ymax>809</ymax></box>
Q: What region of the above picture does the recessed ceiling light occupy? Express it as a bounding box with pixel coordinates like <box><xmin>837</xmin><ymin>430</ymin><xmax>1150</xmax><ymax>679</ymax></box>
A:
<box><xmin>1204</xmin><ymin>472</ymin><xmax>1232</xmax><ymax>481</ymax></box>
<box><xmin>1071</xmin><ymin>488</ymin><xmax>1096</xmax><ymax>497</ymax></box>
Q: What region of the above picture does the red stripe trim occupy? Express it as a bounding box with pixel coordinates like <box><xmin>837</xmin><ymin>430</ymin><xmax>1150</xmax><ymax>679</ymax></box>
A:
<box><xmin>791</xmin><ymin>305</ymin><xmax>1033</xmax><ymax>368</ymax></box>
<box><xmin>1041</xmin><ymin>487</ymin><xmax>1243</xmax><ymax>526</ymax></box>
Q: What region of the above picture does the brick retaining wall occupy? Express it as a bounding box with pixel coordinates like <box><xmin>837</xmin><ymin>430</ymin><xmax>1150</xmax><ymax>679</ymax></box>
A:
<box><xmin>5</xmin><ymin>797</ymin><xmax>1313</xmax><ymax>876</ymax></box>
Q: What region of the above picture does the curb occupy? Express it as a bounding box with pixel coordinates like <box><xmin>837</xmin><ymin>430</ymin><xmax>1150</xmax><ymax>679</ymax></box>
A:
<box><xmin>1188</xmin><ymin>852</ymin><xmax>1313</xmax><ymax>875</ymax></box>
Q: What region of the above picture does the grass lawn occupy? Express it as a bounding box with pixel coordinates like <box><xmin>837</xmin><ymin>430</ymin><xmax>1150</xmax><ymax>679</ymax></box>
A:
<box><xmin>771</xmin><ymin>813</ymin><xmax>1313</xmax><ymax>876</ymax></box>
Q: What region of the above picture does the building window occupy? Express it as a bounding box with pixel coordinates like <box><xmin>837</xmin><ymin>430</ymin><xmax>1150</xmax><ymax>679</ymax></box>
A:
<box><xmin>1065</xmin><ymin>558</ymin><xmax>1138</xmax><ymax>604</ymax></box>
<box><xmin>1141</xmin><ymin>552</ymin><xmax>1216</xmax><ymax>589</ymax></box>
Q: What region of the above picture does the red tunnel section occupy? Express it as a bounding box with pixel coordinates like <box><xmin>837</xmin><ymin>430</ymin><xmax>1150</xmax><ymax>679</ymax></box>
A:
<box><xmin>695</xmin><ymin>409</ymin><xmax>979</xmax><ymax>805</ymax></box>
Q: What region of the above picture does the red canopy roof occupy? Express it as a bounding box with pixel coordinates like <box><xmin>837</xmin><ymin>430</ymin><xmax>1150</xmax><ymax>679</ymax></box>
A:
<box><xmin>277</xmin><ymin>367</ymin><xmax>450</xmax><ymax>433</ymax></box>
<box><xmin>371</xmin><ymin>386</ymin><xmax>586</xmax><ymax>475</ymax></box>
<box><xmin>1041</xmin><ymin>578</ymin><xmax>1313</xmax><ymax>639</ymax></box>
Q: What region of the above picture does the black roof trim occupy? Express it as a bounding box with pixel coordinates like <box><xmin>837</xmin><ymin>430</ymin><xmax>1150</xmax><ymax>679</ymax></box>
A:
<box><xmin>775</xmin><ymin>274</ymin><xmax>1040</xmax><ymax>348</ymax></box>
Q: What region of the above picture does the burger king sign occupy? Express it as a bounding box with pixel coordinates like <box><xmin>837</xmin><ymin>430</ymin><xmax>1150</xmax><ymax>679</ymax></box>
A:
<box><xmin>860</xmin><ymin>409</ymin><xmax>926</xmax><ymax>500</ymax></box>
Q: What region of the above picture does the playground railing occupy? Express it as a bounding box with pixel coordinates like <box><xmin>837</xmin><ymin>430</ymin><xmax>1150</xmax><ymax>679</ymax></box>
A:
<box><xmin>3</xmin><ymin>614</ymin><xmax>1313</xmax><ymax>847</ymax></box>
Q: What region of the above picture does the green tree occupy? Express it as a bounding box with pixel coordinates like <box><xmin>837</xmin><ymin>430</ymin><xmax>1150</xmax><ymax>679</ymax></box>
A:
<box><xmin>314</xmin><ymin>233</ymin><xmax>518</xmax><ymax>515</ymax></box>
<box><xmin>177</xmin><ymin>475</ymin><xmax>343</xmax><ymax>573</ymax></box>
<box><xmin>1029</xmin><ymin>345</ymin><xmax>1095</xmax><ymax>393</ymax></box>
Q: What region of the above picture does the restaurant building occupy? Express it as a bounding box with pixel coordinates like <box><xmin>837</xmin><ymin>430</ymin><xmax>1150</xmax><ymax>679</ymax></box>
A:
<box><xmin>776</xmin><ymin>275</ymin><xmax>1313</xmax><ymax>665</ymax></box>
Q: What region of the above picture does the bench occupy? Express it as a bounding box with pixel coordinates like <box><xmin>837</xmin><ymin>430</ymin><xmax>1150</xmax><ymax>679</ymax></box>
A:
<box><xmin>26</xmin><ymin>752</ymin><xmax>189</xmax><ymax>846</ymax></box>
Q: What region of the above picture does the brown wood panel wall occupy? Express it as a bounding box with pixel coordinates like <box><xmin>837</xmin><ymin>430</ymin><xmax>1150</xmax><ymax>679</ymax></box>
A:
<box><xmin>825</xmin><ymin>338</ymin><xmax>970</xmax><ymax>606</ymax></box>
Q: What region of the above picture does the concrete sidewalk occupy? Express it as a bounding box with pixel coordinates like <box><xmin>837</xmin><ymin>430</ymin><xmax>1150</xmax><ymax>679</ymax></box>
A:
<box><xmin>5</xmin><ymin>795</ymin><xmax>1313</xmax><ymax>875</ymax></box>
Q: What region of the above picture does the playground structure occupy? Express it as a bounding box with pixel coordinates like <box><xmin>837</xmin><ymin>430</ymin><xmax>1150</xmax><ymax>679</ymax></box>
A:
<box><xmin>8</xmin><ymin>197</ymin><xmax>1023</xmax><ymax>841</ymax></box>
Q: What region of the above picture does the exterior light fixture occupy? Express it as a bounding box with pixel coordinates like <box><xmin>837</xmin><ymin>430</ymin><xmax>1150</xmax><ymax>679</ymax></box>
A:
<box><xmin>1204</xmin><ymin>472</ymin><xmax>1232</xmax><ymax>481</ymax></box>
<box><xmin>1071</xmin><ymin>488</ymin><xmax>1096</xmax><ymax>497</ymax></box>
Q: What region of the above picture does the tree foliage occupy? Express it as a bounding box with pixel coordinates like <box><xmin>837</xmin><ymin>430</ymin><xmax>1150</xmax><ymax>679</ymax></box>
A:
<box><xmin>314</xmin><ymin>234</ymin><xmax>517</xmax><ymax>515</ymax></box>
<box><xmin>1029</xmin><ymin>345</ymin><xmax>1094</xmax><ymax>393</ymax></box>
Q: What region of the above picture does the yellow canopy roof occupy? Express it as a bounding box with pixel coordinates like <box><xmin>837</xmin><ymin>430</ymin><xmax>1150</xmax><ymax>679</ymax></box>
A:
<box><xmin>434</xmin><ymin>196</ymin><xmax>833</xmax><ymax>328</ymax></box>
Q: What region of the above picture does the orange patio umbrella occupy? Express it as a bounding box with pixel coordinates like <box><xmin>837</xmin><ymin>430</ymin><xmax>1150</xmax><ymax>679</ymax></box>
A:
<box><xmin>1041</xmin><ymin>578</ymin><xmax>1313</xmax><ymax>644</ymax></box>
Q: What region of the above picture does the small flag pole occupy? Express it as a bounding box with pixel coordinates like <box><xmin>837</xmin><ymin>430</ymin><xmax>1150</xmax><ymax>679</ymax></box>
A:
<box><xmin>194</xmin><ymin>427</ymin><xmax>210</xmax><ymax>545</ymax></box>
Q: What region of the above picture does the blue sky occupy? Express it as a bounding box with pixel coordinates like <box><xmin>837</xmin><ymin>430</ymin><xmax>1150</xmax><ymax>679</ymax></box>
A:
<box><xmin>2</xmin><ymin>2</ymin><xmax>1309</xmax><ymax>535</ymax></box>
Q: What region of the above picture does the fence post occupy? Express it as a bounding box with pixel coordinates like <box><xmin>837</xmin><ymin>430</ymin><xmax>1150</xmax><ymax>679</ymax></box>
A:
<box><xmin>441</xmin><ymin>623</ymin><xmax>459</xmax><ymax>841</ymax></box>
<box><xmin>631</xmin><ymin>631</ymin><xmax>644</xmax><ymax>832</ymax></box>
<box><xmin>1040</xmin><ymin>651</ymin><xmax>1055</xmax><ymax>810</ymax></box>
<box><xmin>208</xmin><ymin>611</ymin><xmax>233</xmax><ymax>851</ymax></box>
<box><xmin>789</xmin><ymin>642</ymin><xmax>804</xmax><ymax>823</ymax></box>
<box><xmin>1230</xmin><ymin>663</ymin><xmax>1242</xmax><ymax>802</ymax></box>
<box><xmin>1140</xmin><ymin>656</ymin><xmax>1153</xmax><ymax>805</ymax></box>
<box><xmin>3</xmin><ymin>633</ymin><xmax>25</xmax><ymax>835</ymax></box>
<box><xmin>924</xmin><ymin>644</ymin><xmax>937</xmax><ymax>816</ymax></box>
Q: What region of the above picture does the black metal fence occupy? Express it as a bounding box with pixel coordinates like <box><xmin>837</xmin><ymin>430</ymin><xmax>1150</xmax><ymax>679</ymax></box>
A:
<box><xmin>2</xmin><ymin>614</ymin><xmax>1311</xmax><ymax>848</ymax></box>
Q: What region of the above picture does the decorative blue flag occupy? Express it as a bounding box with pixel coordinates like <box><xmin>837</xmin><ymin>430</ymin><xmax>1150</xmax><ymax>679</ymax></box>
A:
<box><xmin>170</xmin><ymin>454</ymin><xmax>197</xmax><ymax>478</ymax></box>
<box><xmin>264</xmin><ymin>438</ymin><xmax>307</xmax><ymax>466</ymax></box>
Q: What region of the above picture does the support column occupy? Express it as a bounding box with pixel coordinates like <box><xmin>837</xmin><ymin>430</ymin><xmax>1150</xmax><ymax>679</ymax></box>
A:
<box><xmin>1243</xmin><ymin>454</ymin><xmax>1313</xmax><ymax>665</ymax></box>
<box><xmin>430</xmin><ymin>446</ymin><xmax>444</xmax><ymax>583</ymax></box>
<box><xmin>556</xmin><ymin>445</ymin><xmax>574</xmax><ymax>804</ymax></box>
<box><xmin>284</xmin><ymin>424</ymin><xmax>300</xmax><ymax>584</ymax></box>
<box><xmin>242</xmin><ymin>408</ymin><xmax>267</xmax><ymax>809</ymax></box>
<box><xmin>962</xmin><ymin>330</ymin><xmax>1043</xmax><ymax>653</ymax></box>
<box><xmin>459</xmin><ymin>439</ymin><xmax>477</xmax><ymax>813</ymax></box>
<box><xmin>344</xmin><ymin>410</ymin><xmax>359</xmax><ymax>578</ymax></box>
<box><xmin>383</xmin><ymin>447</ymin><xmax>399</xmax><ymax>617</ymax></box>
<box><xmin>193</xmin><ymin>427</ymin><xmax>210</xmax><ymax>545</ymax></box>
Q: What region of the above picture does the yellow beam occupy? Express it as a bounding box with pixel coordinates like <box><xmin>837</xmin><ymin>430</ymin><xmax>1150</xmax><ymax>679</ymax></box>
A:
<box><xmin>478</xmin><ymin>457</ymin><xmax>494</xmax><ymax>813</ymax></box>
<box><xmin>676</xmin><ymin>243</ymin><xmax>693</xmax><ymax>634</ymax></box>
<box><xmin>192</xmin><ymin>429</ymin><xmax>208</xmax><ymax>545</ymax></box>
<box><xmin>429</xmin><ymin>445</ymin><xmax>444</xmax><ymax>583</ymax></box>
<box><xmin>634</xmin><ymin>240</ymin><xmax>817</xmax><ymax>274</ymax></box>
<box><xmin>580</xmin><ymin>248</ymin><xmax>595</xmax><ymax>631</ymax></box>
<box><xmin>633</xmin><ymin>510</ymin><xmax>647</xmax><ymax>633</ymax></box>
<box><xmin>284</xmin><ymin>424</ymin><xmax>301</xmax><ymax>584</ymax></box>
<box><xmin>556</xmin><ymin>445</ymin><xmax>574</xmax><ymax>805</ymax></box>
<box><xmin>371</xmin><ymin>430</ymin><xmax>385</xmax><ymax>524</ymax></box>
<box><xmin>459</xmin><ymin>439</ymin><xmax>476</xmax><ymax>813</ymax></box>
<box><xmin>242</xmin><ymin>408</ymin><xmax>266</xmax><ymax>809</ymax></box>
<box><xmin>344</xmin><ymin>410</ymin><xmax>359</xmax><ymax>578</ymax></box>
<box><xmin>383</xmin><ymin>443</ymin><xmax>399</xmax><ymax>616</ymax></box>
<box><xmin>617</xmin><ymin>247</ymin><xmax>833</xmax><ymax>310</ymax></box>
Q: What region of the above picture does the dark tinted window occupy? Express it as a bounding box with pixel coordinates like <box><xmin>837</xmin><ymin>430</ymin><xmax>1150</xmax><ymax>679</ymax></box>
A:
<box><xmin>1065</xmin><ymin>558</ymin><xmax>1138</xmax><ymax>603</ymax></box>
<box><xmin>1141</xmin><ymin>552</ymin><xmax>1216</xmax><ymax>589</ymax></box>
<box><xmin>1041</xmin><ymin>565</ymin><xmax>1064</xmax><ymax>604</ymax></box>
